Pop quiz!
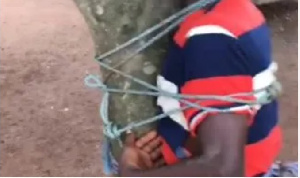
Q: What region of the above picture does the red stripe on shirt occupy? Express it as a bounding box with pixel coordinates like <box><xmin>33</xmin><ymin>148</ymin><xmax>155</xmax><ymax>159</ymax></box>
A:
<box><xmin>245</xmin><ymin>126</ymin><xmax>282</xmax><ymax>176</ymax></box>
<box><xmin>180</xmin><ymin>76</ymin><xmax>256</xmax><ymax>130</ymax></box>
<box><xmin>174</xmin><ymin>0</ymin><xmax>265</xmax><ymax>47</ymax></box>
<box><xmin>161</xmin><ymin>138</ymin><xmax>180</xmax><ymax>165</ymax></box>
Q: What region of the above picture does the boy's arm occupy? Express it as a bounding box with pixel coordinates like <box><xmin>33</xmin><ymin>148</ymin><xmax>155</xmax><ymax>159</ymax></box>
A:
<box><xmin>120</xmin><ymin>113</ymin><xmax>247</xmax><ymax>177</ymax></box>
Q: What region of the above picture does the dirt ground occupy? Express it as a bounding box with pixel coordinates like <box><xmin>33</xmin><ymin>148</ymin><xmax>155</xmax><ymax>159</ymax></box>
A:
<box><xmin>0</xmin><ymin>0</ymin><xmax>298</xmax><ymax>176</ymax></box>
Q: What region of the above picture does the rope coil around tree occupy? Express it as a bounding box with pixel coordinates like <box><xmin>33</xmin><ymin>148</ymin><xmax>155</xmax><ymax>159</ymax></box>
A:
<box><xmin>84</xmin><ymin>0</ymin><xmax>282</xmax><ymax>141</ymax></box>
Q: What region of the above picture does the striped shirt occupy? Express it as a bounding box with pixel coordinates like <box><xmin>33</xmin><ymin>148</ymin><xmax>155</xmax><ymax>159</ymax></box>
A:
<box><xmin>157</xmin><ymin>0</ymin><xmax>282</xmax><ymax>176</ymax></box>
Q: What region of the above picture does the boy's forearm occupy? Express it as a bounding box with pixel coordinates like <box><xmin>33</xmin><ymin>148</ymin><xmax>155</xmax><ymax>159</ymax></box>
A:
<box><xmin>120</xmin><ymin>114</ymin><xmax>246</xmax><ymax>177</ymax></box>
<box><xmin>120</xmin><ymin>154</ymin><xmax>225</xmax><ymax>177</ymax></box>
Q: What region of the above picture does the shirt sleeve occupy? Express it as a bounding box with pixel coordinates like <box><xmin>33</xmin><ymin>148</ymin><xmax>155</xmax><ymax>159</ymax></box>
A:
<box><xmin>180</xmin><ymin>34</ymin><xmax>258</xmax><ymax>134</ymax></box>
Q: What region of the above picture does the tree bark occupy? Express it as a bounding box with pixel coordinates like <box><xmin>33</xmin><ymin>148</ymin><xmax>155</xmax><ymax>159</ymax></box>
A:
<box><xmin>73</xmin><ymin>0</ymin><xmax>181</xmax><ymax>159</ymax></box>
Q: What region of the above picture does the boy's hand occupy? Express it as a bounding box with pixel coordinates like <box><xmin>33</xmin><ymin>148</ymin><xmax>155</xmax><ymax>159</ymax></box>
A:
<box><xmin>120</xmin><ymin>131</ymin><xmax>165</xmax><ymax>171</ymax></box>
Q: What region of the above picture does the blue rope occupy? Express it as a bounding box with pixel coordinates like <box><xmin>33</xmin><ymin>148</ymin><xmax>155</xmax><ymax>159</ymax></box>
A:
<box><xmin>85</xmin><ymin>73</ymin><xmax>281</xmax><ymax>139</ymax></box>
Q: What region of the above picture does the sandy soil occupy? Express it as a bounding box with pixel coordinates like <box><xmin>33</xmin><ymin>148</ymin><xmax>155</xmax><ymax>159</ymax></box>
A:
<box><xmin>0</xmin><ymin>0</ymin><xmax>298</xmax><ymax>176</ymax></box>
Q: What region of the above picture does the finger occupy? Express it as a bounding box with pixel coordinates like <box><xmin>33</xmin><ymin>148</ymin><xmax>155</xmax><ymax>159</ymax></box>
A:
<box><xmin>150</xmin><ymin>146</ymin><xmax>163</xmax><ymax>160</ymax></box>
<box><xmin>154</xmin><ymin>158</ymin><xmax>166</xmax><ymax>168</ymax></box>
<box><xmin>135</xmin><ymin>131</ymin><xmax>157</xmax><ymax>148</ymax></box>
<box><xmin>140</xmin><ymin>151</ymin><xmax>154</xmax><ymax>169</ymax></box>
<box><xmin>124</xmin><ymin>133</ymin><xmax>135</xmax><ymax>146</ymax></box>
<box><xmin>143</xmin><ymin>136</ymin><xmax>162</xmax><ymax>153</ymax></box>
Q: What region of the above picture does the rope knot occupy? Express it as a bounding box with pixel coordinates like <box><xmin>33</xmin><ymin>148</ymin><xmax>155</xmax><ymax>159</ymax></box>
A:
<box><xmin>84</xmin><ymin>74</ymin><xmax>108</xmax><ymax>90</ymax></box>
<box><xmin>258</xmin><ymin>81</ymin><xmax>282</xmax><ymax>104</ymax></box>
<box><xmin>103</xmin><ymin>122</ymin><xmax>121</xmax><ymax>139</ymax></box>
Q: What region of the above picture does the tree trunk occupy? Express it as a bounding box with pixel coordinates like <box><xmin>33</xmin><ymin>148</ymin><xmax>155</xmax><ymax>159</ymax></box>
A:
<box><xmin>73</xmin><ymin>0</ymin><xmax>181</xmax><ymax>159</ymax></box>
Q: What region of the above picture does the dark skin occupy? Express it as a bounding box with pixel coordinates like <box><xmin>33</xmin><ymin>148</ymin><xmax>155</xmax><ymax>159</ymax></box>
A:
<box><xmin>120</xmin><ymin>113</ymin><xmax>248</xmax><ymax>177</ymax></box>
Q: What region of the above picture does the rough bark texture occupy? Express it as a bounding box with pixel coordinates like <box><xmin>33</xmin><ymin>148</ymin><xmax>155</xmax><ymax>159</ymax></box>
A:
<box><xmin>72</xmin><ymin>0</ymin><xmax>287</xmax><ymax>159</ymax></box>
<box><xmin>73</xmin><ymin>0</ymin><xmax>181</xmax><ymax>159</ymax></box>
